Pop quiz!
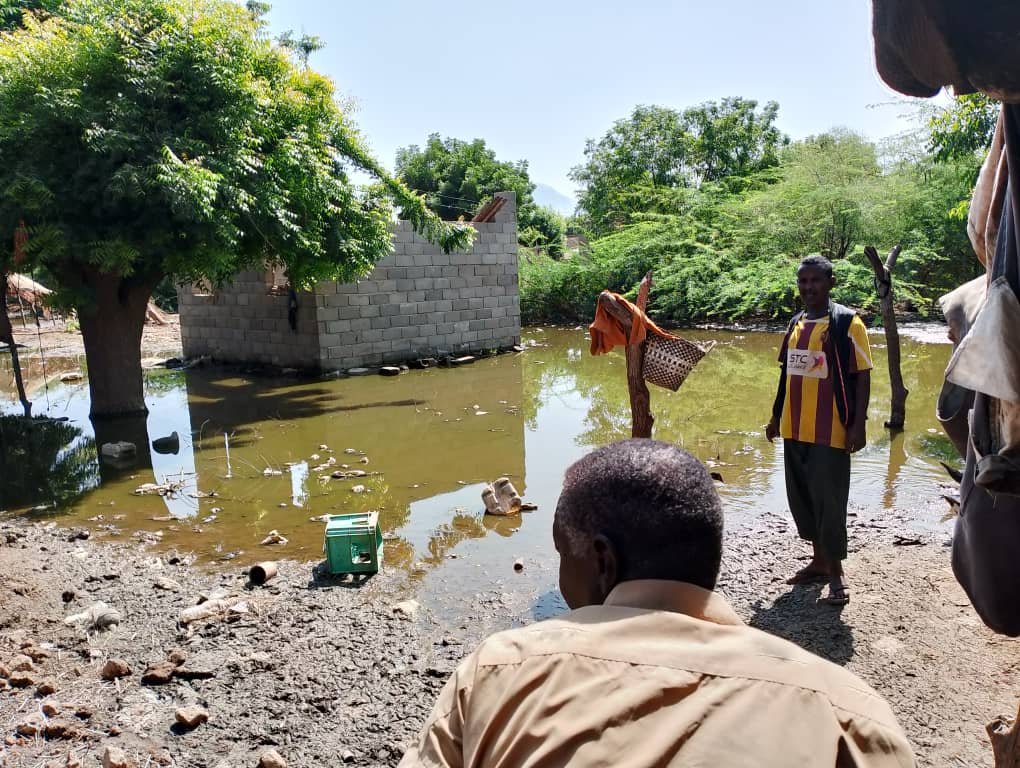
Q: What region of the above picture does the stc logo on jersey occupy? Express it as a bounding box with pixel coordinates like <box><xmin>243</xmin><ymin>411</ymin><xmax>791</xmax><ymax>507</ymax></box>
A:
<box><xmin>786</xmin><ymin>349</ymin><xmax>828</xmax><ymax>379</ymax></box>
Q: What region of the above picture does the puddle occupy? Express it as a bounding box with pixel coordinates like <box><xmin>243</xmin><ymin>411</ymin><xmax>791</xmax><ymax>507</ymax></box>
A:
<box><xmin>1</xmin><ymin>327</ymin><xmax>956</xmax><ymax>603</ymax></box>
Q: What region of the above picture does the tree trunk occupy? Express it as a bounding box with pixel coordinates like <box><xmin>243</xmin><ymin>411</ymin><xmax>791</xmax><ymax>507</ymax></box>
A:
<box><xmin>596</xmin><ymin>272</ymin><xmax>654</xmax><ymax>439</ymax></box>
<box><xmin>0</xmin><ymin>272</ymin><xmax>31</xmax><ymax>417</ymax></box>
<box><xmin>627</xmin><ymin>273</ymin><xmax>654</xmax><ymax>438</ymax></box>
<box><xmin>77</xmin><ymin>271</ymin><xmax>155</xmax><ymax>419</ymax></box>
<box><xmin>92</xmin><ymin>412</ymin><xmax>152</xmax><ymax>483</ymax></box>
<box><xmin>988</xmin><ymin>702</ymin><xmax>1020</xmax><ymax>768</ymax></box>
<box><xmin>865</xmin><ymin>245</ymin><xmax>908</xmax><ymax>430</ymax></box>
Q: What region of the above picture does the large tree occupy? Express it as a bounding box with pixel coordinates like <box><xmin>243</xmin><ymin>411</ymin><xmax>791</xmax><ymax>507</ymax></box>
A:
<box><xmin>571</xmin><ymin>98</ymin><xmax>788</xmax><ymax>235</ymax></box>
<box><xmin>0</xmin><ymin>0</ymin><xmax>470</xmax><ymax>419</ymax></box>
<box><xmin>395</xmin><ymin>134</ymin><xmax>564</xmax><ymax>257</ymax></box>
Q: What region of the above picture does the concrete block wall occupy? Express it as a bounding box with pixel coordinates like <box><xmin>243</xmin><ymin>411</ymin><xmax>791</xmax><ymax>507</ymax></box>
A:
<box><xmin>179</xmin><ymin>192</ymin><xmax>521</xmax><ymax>370</ymax></box>
<box><xmin>178</xmin><ymin>272</ymin><xmax>321</xmax><ymax>368</ymax></box>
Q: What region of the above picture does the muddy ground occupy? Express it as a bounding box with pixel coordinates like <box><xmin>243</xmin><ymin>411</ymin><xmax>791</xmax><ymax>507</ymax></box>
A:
<box><xmin>8</xmin><ymin>316</ymin><xmax>182</xmax><ymax>364</ymax></box>
<box><xmin>0</xmin><ymin>497</ymin><xmax>1016</xmax><ymax>768</ymax></box>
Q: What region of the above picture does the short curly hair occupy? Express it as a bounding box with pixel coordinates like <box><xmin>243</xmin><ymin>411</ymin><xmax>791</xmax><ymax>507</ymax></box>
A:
<box><xmin>798</xmin><ymin>255</ymin><xmax>834</xmax><ymax>279</ymax></box>
<box><xmin>555</xmin><ymin>439</ymin><xmax>724</xmax><ymax>590</ymax></box>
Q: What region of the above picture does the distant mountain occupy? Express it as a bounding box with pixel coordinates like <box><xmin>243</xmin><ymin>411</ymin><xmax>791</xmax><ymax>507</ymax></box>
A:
<box><xmin>532</xmin><ymin>183</ymin><xmax>576</xmax><ymax>216</ymax></box>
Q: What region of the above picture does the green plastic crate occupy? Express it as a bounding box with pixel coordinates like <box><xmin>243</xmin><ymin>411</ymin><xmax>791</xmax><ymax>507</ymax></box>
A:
<box><xmin>324</xmin><ymin>511</ymin><xmax>383</xmax><ymax>575</ymax></box>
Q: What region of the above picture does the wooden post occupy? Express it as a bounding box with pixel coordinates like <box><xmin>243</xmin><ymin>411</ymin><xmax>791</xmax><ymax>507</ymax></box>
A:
<box><xmin>988</xmin><ymin>703</ymin><xmax>1020</xmax><ymax>768</ymax></box>
<box><xmin>0</xmin><ymin>272</ymin><xmax>31</xmax><ymax>417</ymax></box>
<box><xmin>596</xmin><ymin>271</ymin><xmax>654</xmax><ymax>438</ymax></box>
<box><xmin>864</xmin><ymin>245</ymin><xmax>908</xmax><ymax>430</ymax></box>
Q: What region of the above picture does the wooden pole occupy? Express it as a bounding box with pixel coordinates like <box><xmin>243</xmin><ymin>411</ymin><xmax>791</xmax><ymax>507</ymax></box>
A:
<box><xmin>988</xmin><ymin>703</ymin><xmax>1020</xmax><ymax>768</ymax></box>
<box><xmin>596</xmin><ymin>271</ymin><xmax>654</xmax><ymax>438</ymax></box>
<box><xmin>864</xmin><ymin>245</ymin><xmax>908</xmax><ymax>430</ymax></box>
<box><xmin>1</xmin><ymin>272</ymin><xmax>31</xmax><ymax>417</ymax></box>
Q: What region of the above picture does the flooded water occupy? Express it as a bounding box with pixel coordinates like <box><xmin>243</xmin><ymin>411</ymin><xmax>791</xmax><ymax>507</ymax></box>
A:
<box><xmin>1</xmin><ymin>326</ymin><xmax>955</xmax><ymax>609</ymax></box>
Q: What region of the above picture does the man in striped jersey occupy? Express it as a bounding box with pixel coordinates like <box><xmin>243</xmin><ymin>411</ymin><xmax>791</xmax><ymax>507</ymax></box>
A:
<box><xmin>765</xmin><ymin>256</ymin><xmax>873</xmax><ymax>606</ymax></box>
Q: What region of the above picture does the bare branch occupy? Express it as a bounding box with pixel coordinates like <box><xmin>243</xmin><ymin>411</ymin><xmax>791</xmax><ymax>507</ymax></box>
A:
<box><xmin>885</xmin><ymin>245</ymin><xmax>903</xmax><ymax>274</ymax></box>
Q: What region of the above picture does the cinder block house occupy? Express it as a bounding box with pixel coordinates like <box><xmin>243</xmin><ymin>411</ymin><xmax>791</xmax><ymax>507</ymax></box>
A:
<box><xmin>178</xmin><ymin>192</ymin><xmax>521</xmax><ymax>370</ymax></box>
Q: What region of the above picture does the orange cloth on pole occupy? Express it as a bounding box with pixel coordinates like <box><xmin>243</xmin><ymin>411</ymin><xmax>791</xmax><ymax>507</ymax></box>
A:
<box><xmin>589</xmin><ymin>291</ymin><xmax>670</xmax><ymax>355</ymax></box>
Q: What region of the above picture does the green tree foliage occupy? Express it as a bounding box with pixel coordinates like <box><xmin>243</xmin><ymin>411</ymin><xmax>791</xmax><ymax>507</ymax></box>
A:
<box><xmin>523</xmin><ymin>115</ymin><xmax>978</xmax><ymax>326</ymax></box>
<box><xmin>732</xmin><ymin>129</ymin><xmax>880</xmax><ymax>261</ymax></box>
<box><xmin>0</xmin><ymin>0</ymin><xmax>63</xmax><ymax>30</ymax></box>
<box><xmin>519</xmin><ymin>205</ymin><xmax>566</xmax><ymax>258</ymax></box>
<box><xmin>928</xmin><ymin>93</ymin><xmax>999</xmax><ymax>165</ymax></box>
<box><xmin>0</xmin><ymin>0</ymin><xmax>471</xmax><ymax>417</ymax></box>
<box><xmin>395</xmin><ymin>134</ymin><xmax>564</xmax><ymax>257</ymax></box>
<box><xmin>570</xmin><ymin>98</ymin><xmax>788</xmax><ymax>235</ymax></box>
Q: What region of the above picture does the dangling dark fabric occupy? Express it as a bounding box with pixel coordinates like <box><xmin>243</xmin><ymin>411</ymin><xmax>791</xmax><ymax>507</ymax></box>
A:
<box><xmin>287</xmin><ymin>288</ymin><xmax>299</xmax><ymax>332</ymax></box>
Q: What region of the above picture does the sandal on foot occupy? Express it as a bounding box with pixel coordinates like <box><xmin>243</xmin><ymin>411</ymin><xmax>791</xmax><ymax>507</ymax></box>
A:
<box><xmin>818</xmin><ymin>585</ymin><xmax>850</xmax><ymax>606</ymax></box>
<box><xmin>787</xmin><ymin>568</ymin><xmax>829</xmax><ymax>585</ymax></box>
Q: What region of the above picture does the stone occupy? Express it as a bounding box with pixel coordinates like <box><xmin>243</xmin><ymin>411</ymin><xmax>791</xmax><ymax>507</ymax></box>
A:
<box><xmin>16</xmin><ymin>714</ymin><xmax>44</xmax><ymax>736</ymax></box>
<box><xmin>9</xmin><ymin>654</ymin><xmax>34</xmax><ymax>672</ymax></box>
<box><xmin>59</xmin><ymin>371</ymin><xmax>83</xmax><ymax>382</ymax></box>
<box><xmin>24</xmin><ymin>645</ymin><xmax>52</xmax><ymax>661</ymax></box>
<box><xmin>101</xmin><ymin>659</ymin><xmax>132</xmax><ymax>680</ymax></box>
<box><xmin>154</xmin><ymin>577</ymin><xmax>181</xmax><ymax>592</ymax></box>
<box><xmin>42</xmin><ymin>701</ymin><xmax>61</xmax><ymax>717</ymax></box>
<box><xmin>61</xmin><ymin>590</ymin><xmax>76</xmax><ymax>603</ymax></box>
<box><xmin>174</xmin><ymin>705</ymin><xmax>209</xmax><ymax>729</ymax></box>
<box><xmin>249</xmin><ymin>651</ymin><xmax>273</xmax><ymax>669</ymax></box>
<box><xmin>37</xmin><ymin>679</ymin><xmax>58</xmax><ymax>695</ymax></box>
<box><xmin>168</xmin><ymin>648</ymin><xmax>187</xmax><ymax>666</ymax></box>
<box><xmin>140</xmin><ymin>661</ymin><xmax>176</xmax><ymax>685</ymax></box>
<box><xmin>513</xmin><ymin>558</ymin><xmax>524</xmax><ymax>572</ymax></box>
<box><xmin>392</xmin><ymin>599</ymin><xmax>420</xmax><ymax>618</ymax></box>
<box><xmin>341</xmin><ymin>750</ymin><xmax>356</xmax><ymax>763</ymax></box>
<box><xmin>258</xmin><ymin>749</ymin><xmax>287</xmax><ymax>768</ymax></box>
<box><xmin>151</xmin><ymin>432</ymin><xmax>180</xmax><ymax>455</ymax></box>
<box><xmin>74</xmin><ymin>706</ymin><xmax>95</xmax><ymax>720</ymax></box>
<box><xmin>43</xmin><ymin>719</ymin><xmax>78</xmax><ymax>739</ymax></box>
<box><xmin>102</xmin><ymin>745</ymin><xmax>136</xmax><ymax>768</ymax></box>
<box><xmin>8</xmin><ymin>672</ymin><xmax>37</xmax><ymax>688</ymax></box>
<box><xmin>100</xmin><ymin>441</ymin><xmax>137</xmax><ymax>460</ymax></box>
<box><xmin>0</xmin><ymin>662</ymin><xmax>9</xmax><ymax>678</ymax></box>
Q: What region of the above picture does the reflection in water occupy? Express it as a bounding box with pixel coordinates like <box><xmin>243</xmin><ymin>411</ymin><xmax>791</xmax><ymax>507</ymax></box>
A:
<box><xmin>290</xmin><ymin>462</ymin><xmax>309</xmax><ymax>508</ymax></box>
<box><xmin>2</xmin><ymin>328</ymin><xmax>955</xmax><ymax>593</ymax></box>
<box><xmin>884</xmin><ymin>431</ymin><xmax>907</xmax><ymax>511</ymax></box>
<box><xmin>0</xmin><ymin>416</ymin><xmax>98</xmax><ymax>510</ymax></box>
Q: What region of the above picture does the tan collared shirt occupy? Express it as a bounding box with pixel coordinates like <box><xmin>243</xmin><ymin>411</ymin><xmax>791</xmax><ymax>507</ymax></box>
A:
<box><xmin>400</xmin><ymin>580</ymin><xmax>915</xmax><ymax>768</ymax></box>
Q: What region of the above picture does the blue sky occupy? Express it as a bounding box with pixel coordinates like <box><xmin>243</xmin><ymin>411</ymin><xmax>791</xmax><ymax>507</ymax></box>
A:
<box><xmin>264</xmin><ymin>1</ymin><xmax>929</xmax><ymax>201</ymax></box>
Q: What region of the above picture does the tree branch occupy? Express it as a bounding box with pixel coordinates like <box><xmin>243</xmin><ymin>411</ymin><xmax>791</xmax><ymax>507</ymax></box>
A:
<box><xmin>885</xmin><ymin>244</ymin><xmax>902</xmax><ymax>274</ymax></box>
<box><xmin>988</xmin><ymin>702</ymin><xmax>1020</xmax><ymax>768</ymax></box>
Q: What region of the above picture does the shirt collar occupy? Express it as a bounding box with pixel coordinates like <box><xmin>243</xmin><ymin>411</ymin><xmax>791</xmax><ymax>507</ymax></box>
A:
<box><xmin>603</xmin><ymin>580</ymin><xmax>744</xmax><ymax>626</ymax></box>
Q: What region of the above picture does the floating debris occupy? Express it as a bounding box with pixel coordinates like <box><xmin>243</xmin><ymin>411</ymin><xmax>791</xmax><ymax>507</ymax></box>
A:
<box><xmin>133</xmin><ymin>481</ymin><xmax>184</xmax><ymax>497</ymax></box>
<box><xmin>260</xmin><ymin>530</ymin><xmax>288</xmax><ymax>546</ymax></box>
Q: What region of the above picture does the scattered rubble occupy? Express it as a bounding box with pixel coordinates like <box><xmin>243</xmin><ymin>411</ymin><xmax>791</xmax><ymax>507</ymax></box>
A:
<box><xmin>174</xmin><ymin>705</ymin><xmax>209</xmax><ymax>730</ymax></box>
<box><xmin>100</xmin><ymin>659</ymin><xmax>132</xmax><ymax>680</ymax></box>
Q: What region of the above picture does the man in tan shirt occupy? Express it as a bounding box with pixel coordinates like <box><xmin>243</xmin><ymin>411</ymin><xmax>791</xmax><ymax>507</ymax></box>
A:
<box><xmin>400</xmin><ymin>440</ymin><xmax>915</xmax><ymax>767</ymax></box>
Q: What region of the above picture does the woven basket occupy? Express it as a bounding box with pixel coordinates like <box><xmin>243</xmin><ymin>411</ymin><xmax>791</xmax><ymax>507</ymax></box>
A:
<box><xmin>642</xmin><ymin>334</ymin><xmax>716</xmax><ymax>391</ymax></box>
